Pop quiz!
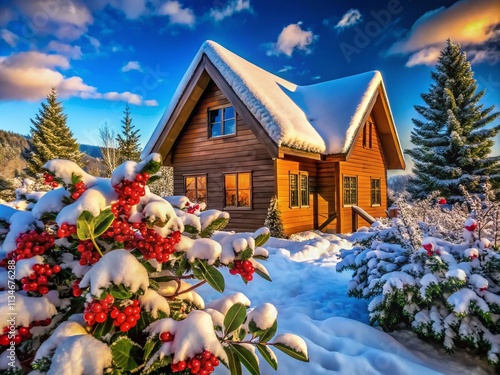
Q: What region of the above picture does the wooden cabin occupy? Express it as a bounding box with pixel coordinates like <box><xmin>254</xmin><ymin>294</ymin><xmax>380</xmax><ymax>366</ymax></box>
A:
<box><xmin>142</xmin><ymin>41</ymin><xmax>405</xmax><ymax>235</ymax></box>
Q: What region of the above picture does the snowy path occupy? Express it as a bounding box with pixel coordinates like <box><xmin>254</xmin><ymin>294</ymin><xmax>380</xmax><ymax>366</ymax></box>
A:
<box><xmin>202</xmin><ymin>232</ymin><xmax>494</xmax><ymax>375</ymax></box>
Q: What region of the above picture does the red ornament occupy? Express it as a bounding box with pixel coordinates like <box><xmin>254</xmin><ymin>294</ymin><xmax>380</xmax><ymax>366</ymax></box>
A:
<box><xmin>438</xmin><ymin>198</ymin><xmax>446</xmax><ymax>205</ymax></box>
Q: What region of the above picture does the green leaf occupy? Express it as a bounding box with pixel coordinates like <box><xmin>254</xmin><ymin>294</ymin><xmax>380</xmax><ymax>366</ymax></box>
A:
<box><xmin>194</xmin><ymin>259</ymin><xmax>225</xmax><ymax>293</ymax></box>
<box><xmin>147</xmin><ymin>174</ymin><xmax>161</xmax><ymax>184</ymax></box>
<box><xmin>76</xmin><ymin>210</ymin><xmax>95</xmax><ymax>240</ymax></box>
<box><xmin>224</xmin><ymin>303</ymin><xmax>247</xmax><ymax>336</ymax></box>
<box><xmin>142</xmin><ymin>355</ymin><xmax>172</xmax><ymax>375</ymax></box>
<box><xmin>143</xmin><ymin>338</ymin><xmax>161</xmax><ymax>362</ymax></box>
<box><xmin>94</xmin><ymin>208</ymin><xmax>115</xmax><ymax>237</ymax></box>
<box><xmin>199</xmin><ymin>217</ymin><xmax>229</xmax><ymax>238</ymax></box>
<box><xmin>231</xmin><ymin>344</ymin><xmax>260</xmax><ymax>375</ymax></box>
<box><xmin>93</xmin><ymin>315</ymin><xmax>114</xmax><ymax>340</ymax></box>
<box><xmin>149</xmin><ymin>279</ymin><xmax>159</xmax><ymax>290</ymax></box>
<box><xmin>111</xmin><ymin>336</ymin><xmax>143</xmax><ymax>372</ymax></box>
<box><xmin>239</xmin><ymin>247</ymin><xmax>253</xmax><ymax>260</ymax></box>
<box><xmin>183</xmin><ymin>225</ymin><xmax>199</xmax><ymax>234</ymax></box>
<box><xmin>258</xmin><ymin>320</ymin><xmax>277</xmax><ymax>343</ymax></box>
<box><xmin>224</xmin><ymin>346</ymin><xmax>242</xmax><ymax>375</ymax></box>
<box><xmin>254</xmin><ymin>267</ymin><xmax>272</xmax><ymax>282</ymax></box>
<box><xmin>273</xmin><ymin>343</ymin><xmax>309</xmax><ymax>362</ymax></box>
<box><xmin>254</xmin><ymin>232</ymin><xmax>270</xmax><ymax>247</ymax></box>
<box><xmin>140</xmin><ymin>259</ymin><xmax>157</xmax><ymax>273</ymax></box>
<box><xmin>256</xmin><ymin>344</ymin><xmax>277</xmax><ymax>370</ymax></box>
<box><xmin>150</xmin><ymin>275</ymin><xmax>180</xmax><ymax>283</ymax></box>
<box><xmin>107</xmin><ymin>284</ymin><xmax>133</xmax><ymax>300</ymax></box>
<box><xmin>71</xmin><ymin>172</ymin><xmax>81</xmax><ymax>185</ymax></box>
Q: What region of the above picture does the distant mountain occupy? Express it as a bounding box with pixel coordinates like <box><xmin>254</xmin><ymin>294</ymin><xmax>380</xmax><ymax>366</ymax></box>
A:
<box><xmin>80</xmin><ymin>144</ymin><xmax>102</xmax><ymax>158</ymax></box>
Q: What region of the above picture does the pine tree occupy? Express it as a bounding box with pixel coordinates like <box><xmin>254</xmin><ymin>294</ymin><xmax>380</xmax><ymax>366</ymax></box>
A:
<box><xmin>116</xmin><ymin>104</ymin><xmax>141</xmax><ymax>163</ymax></box>
<box><xmin>406</xmin><ymin>39</ymin><xmax>500</xmax><ymax>200</ymax></box>
<box><xmin>26</xmin><ymin>88</ymin><xmax>83</xmax><ymax>175</ymax></box>
<box><xmin>264</xmin><ymin>195</ymin><xmax>286</xmax><ymax>238</ymax></box>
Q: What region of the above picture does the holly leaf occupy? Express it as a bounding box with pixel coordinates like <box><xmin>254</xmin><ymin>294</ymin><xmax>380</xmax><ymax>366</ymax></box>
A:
<box><xmin>230</xmin><ymin>344</ymin><xmax>260</xmax><ymax>375</ymax></box>
<box><xmin>111</xmin><ymin>336</ymin><xmax>143</xmax><ymax>372</ymax></box>
<box><xmin>93</xmin><ymin>316</ymin><xmax>114</xmax><ymax>340</ymax></box>
<box><xmin>239</xmin><ymin>247</ymin><xmax>253</xmax><ymax>260</ymax></box>
<box><xmin>143</xmin><ymin>338</ymin><xmax>161</xmax><ymax>362</ymax></box>
<box><xmin>107</xmin><ymin>284</ymin><xmax>133</xmax><ymax>300</ymax></box>
<box><xmin>256</xmin><ymin>344</ymin><xmax>278</xmax><ymax>370</ymax></box>
<box><xmin>183</xmin><ymin>225</ymin><xmax>199</xmax><ymax>235</ymax></box>
<box><xmin>94</xmin><ymin>209</ymin><xmax>115</xmax><ymax>237</ymax></box>
<box><xmin>254</xmin><ymin>232</ymin><xmax>270</xmax><ymax>247</ymax></box>
<box><xmin>76</xmin><ymin>210</ymin><xmax>95</xmax><ymax>240</ymax></box>
<box><xmin>254</xmin><ymin>267</ymin><xmax>272</xmax><ymax>282</ymax></box>
<box><xmin>193</xmin><ymin>259</ymin><xmax>225</xmax><ymax>293</ymax></box>
<box><xmin>272</xmin><ymin>341</ymin><xmax>308</xmax><ymax>362</ymax></box>
<box><xmin>199</xmin><ymin>217</ymin><xmax>229</xmax><ymax>238</ymax></box>
<box><xmin>224</xmin><ymin>346</ymin><xmax>242</xmax><ymax>375</ymax></box>
<box><xmin>258</xmin><ymin>320</ymin><xmax>277</xmax><ymax>343</ymax></box>
<box><xmin>223</xmin><ymin>303</ymin><xmax>247</xmax><ymax>336</ymax></box>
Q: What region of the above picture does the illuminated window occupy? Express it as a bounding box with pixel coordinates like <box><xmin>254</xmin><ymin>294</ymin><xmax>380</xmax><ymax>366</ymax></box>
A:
<box><xmin>209</xmin><ymin>106</ymin><xmax>236</xmax><ymax>137</ymax></box>
<box><xmin>343</xmin><ymin>176</ymin><xmax>357</xmax><ymax>206</ymax></box>
<box><xmin>224</xmin><ymin>172</ymin><xmax>251</xmax><ymax>207</ymax></box>
<box><xmin>290</xmin><ymin>172</ymin><xmax>309</xmax><ymax>207</ymax></box>
<box><xmin>184</xmin><ymin>175</ymin><xmax>207</xmax><ymax>203</ymax></box>
<box><xmin>371</xmin><ymin>178</ymin><xmax>381</xmax><ymax>206</ymax></box>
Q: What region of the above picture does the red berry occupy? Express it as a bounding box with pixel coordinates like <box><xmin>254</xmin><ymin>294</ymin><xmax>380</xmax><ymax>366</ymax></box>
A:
<box><xmin>0</xmin><ymin>335</ymin><xmax>10</xmax><ymax>346</ymax></box>
<box><xmin>95</xmin><ymin>312</ymin><xmax>107</xmax><ymax>323</ymax></box>
<box><xmin>120</xmin><ymin>322</ymin><xmax>131</xmax><ymax>332</ymax></box>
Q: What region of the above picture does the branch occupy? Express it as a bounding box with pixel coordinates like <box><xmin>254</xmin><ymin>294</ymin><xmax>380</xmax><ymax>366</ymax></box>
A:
<box><xmin>168</xmin><ymin>280</ymin><xmax>206</xmax><ymax>298</ymax></box>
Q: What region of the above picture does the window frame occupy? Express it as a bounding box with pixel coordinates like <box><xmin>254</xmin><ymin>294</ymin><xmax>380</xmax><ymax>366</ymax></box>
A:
<box><xmin>223</xmin><ymin>171</ymin><xmax>252</xmax><ymax>210</ymax></box>
<box><xmin>184</xmin><ymin>174</ymin><xmax>207</xmax><ymax>204</ymax></box>
<box><xmin>343</xmin><ymin>175</ymin><xmax>358</xmax><ymax>207</ymax></box>
<box><xmin>370</xmin><ymin>178</ymin><xmax>381</xmax><ymax>206</ymax></box>
<box><xmin>208</xmin><ymin>105</ymin><xmax>237</xmax><ymax>139</ymax></box>
<box><xmin>289</xmin><ymin>171</ymin><xmax>309</xmax><ymax>208</ymax></box>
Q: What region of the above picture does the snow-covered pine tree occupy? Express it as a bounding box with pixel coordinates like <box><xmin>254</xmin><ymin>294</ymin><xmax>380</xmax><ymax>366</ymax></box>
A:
<box><xmin>116</xmin><ymin>104</ymin><xmax>141</xmax><ymax>163</ymax></box>
<box><xmin>406</xmin><ymin>39</ymin><xmax>500</xmax><ymax>201</ymax></box>
<box><xmin>26</xmin><ymin>88</ymin><xmax>83</xmax><ymax>175</ymax></box>
<box><xmin>264</xmin><ymin>195</ymin><xmax>286</xmax><ymax>238</ymax></box>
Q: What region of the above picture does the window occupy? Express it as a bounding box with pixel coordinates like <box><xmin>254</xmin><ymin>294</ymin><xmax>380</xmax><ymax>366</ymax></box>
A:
<box><xmin>343</xmin><ymin>176</ymin><xmax>357</xmax><ymax>206</ymax></box>
<box><xmin>290</xmin><ymin>172</ymin><xmax>309</xmax><ymax>207</ymax></box>
<box><xmin>363</xmin><ymin>122</ymin><xmax>373</xmax><ymax>148</ymax></box>
<box><xmin>224</xmin><ymin>172</ymin><xmax>251</xmax><ymax>207</ymax></box>
<box><xmin>209</xmin><ymin>106</ymin><xmax>236</xmax><ymax>137</ymax></box>
<box><xmin>185</xmin><ymin>175</ymin><xmax>207</xmax><ymax>203</ymax></box>
<box><xmin>371</xmin><ymin>178</ymin><xmax>381</xmax><ymax>206</ymax></box>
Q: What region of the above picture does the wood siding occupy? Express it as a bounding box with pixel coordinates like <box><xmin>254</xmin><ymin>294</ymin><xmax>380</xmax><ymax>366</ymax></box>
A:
<box><xmin>317</xmin><ymin>162</ymin><xmax>338</xmax><ymax>232</ymax></box>
<box><xmin>171</xmin><ymin>80</ymin><xmax>275</xmax><ymax>232</ymax></box>
<box><xmin>338</xmin><ymin>115</ymin><xmax>388</xmax><ymax>233</ymax></box>
<box><xmin>276</xmin><ymin>157</ymin><xmax>318</xmax><ymax>236</ymax></box>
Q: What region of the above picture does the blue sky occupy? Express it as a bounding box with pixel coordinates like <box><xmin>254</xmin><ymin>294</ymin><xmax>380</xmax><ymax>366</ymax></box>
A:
<box><xmin>0</xmin><ymin>0</ymin><xmax>499</xmax><ymax>171</ymax></box>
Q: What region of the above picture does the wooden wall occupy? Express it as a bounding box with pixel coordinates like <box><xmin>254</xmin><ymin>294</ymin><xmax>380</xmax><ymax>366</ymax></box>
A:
<box><xmin>276</xmin><ymin>157</ymin><xmax>318</xmax><ymax>235</ymax></box>
<box><xmin>338</xmin><ymin>115</ymin><xmax>388</xmax><ymax>233</ymax></box>
<box><xmin>317</xmin><ymin>162</ymin><xmax>338</xmax><ymax>232</ymax></box>
<box><xmin>171</xmin><ymin>80</ymin><xmax>275</xmax><ymax>232</ymax></box>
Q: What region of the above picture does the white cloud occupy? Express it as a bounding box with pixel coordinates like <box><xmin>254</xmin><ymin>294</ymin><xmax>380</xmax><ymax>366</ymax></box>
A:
<box><xmin>97</xmin><ymin>0</ymin><xmax>148</xmax><ymax>19</ymax></box>
<box><xmin>405</xmin><ymin>47</ymin><xmax>442</xmax><ymax>67</ymax></box>
<box><xmin>209</xmin><ymin>0</ymin><xmax>251</xmax><ymax>22</ymax></box>
<box><xmin>278</xmin><ymin>65</ymin><xmax>294</xmax><ymax>73</ymax></box>
<box><xmin>157</xmin><ymin>1</ymin><xmax>195</xmax><ymax>26</ymax></box>
<box><xmin>0</xmin><ymin>51</ymin><xmax>157</xmax><ymax>105</ymax></box>
<box><xmin>47</xmin><ymin>41</ymin><xmax>83</xmax><ymax>59</ymax></box>
<box><xmin>334</xmin><ymin>9</ymin><xmax>362</xmax><ymax>31</ymax></box>
<box><xmin>387</xmin><ymin>0</ymin><xmax>500</xmax><ymax>66</ymax></box>
<box><xmin>0</xmin><ymin>29</ymin><xmax>18</xmax><ymax>47</ymax></box>
<box><xmin>267</xmin><ymin>22</ymin><xmax>316</xmax><ymax>57</ymax></box>
<box><xmin>122</xmin><ymin>61</ymin><xmax>142</xmax><ymax>72</ymax></box>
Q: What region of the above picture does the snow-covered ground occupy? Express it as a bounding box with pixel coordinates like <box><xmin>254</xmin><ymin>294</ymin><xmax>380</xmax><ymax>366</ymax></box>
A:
<box><xmin>200</xmin><ymin>231</ymin><xmax>494</xmax><ymax>375</ymax></box>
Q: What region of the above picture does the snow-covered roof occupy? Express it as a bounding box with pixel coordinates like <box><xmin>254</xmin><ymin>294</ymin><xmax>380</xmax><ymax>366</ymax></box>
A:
<box><xmin>142</xmin><ymin>40</ymin><xmax>400</xmax><ymax>159</ymax></box>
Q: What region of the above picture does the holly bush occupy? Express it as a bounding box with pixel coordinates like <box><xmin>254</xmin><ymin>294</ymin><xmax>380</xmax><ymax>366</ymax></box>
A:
<box><xmin>0</xmin><ymin>154</ymin><xmax>308</xmax><ymax>375</ymax></box>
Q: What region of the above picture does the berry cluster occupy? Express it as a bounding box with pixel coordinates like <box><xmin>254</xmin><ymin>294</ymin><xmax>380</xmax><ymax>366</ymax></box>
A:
<box><xmin>185</xmin><ymin>202</ymin><xmax>200</xmax><ymax>214</ymax></box>
<box><xmin>111</xmin><ymin>173</ymin><xmax>150</xmax><ymax>218</ymax></box>
<box><xmin>43</xmin><ymin>172</ymin><xmax>59</xmax><ymax>188</ymax></box>
<box><xmin>8</xmin><ymin>231</ymin><xmax>55</xmax><ymax>261</ymax></box>
<box><xmin>109</xmin><ymin>299</ymin><xmax>141</xmax><ymax>332</ymax></box>
<box><xmin>71</xmin><ymin>279</ymin><xmax>83</xmax><ymax>297</ymax></box>
<box><xmin>229</xmin><ymin>260</ymin><xmax>254</xmax><ymax>281</ymax></box>
<box><xmin>57</xmin><ymin>222</ymin><xmax>77</xmax><ymax>238</ymax></box>
<box><xmin>83</xmin><ymin>294</ymin><xmax>115</xmax><ymax>326</ymax></box>
<box><xmin>77</xmin><ymin>240</ymin><xmax>101</xmax><ymax>266</ymax></box>
<box><xmin>0</xmin><ymin>319</ymin><xmax>52</xmax><ymax>347</ymax></box>
<box><xmin>70</xmin><ymin>181</ymin><xmax>86</xmax><ymax>200</ymax></box>
<box><xmin>21</xmin><ymin>263</ymin><xmax>61</xmax><ymax>294</ymax></box>
<box><xmin>171</xmin><ymin>350</ymin><xmax>220</xmax><ymax>374</ymax></box>
<box><xmin>102</xmin><ymin>218</ymin><xmax>135</xmax><ymax>244</ymax></box>
<box><xmin>128</xmin><ymin>228</ymin><xmax>181</xmax><ymax>263</ymax></box>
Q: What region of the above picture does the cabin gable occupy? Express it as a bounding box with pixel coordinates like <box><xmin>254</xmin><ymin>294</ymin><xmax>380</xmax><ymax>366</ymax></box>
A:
<box><xmin>171</xmin><ymin>80</ymin><xmax>275</xmax><ymax>232</ymax></box>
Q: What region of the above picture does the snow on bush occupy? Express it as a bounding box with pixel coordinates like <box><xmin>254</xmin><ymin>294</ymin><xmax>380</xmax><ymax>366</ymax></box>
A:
<box><xmin>0</xmin><ymin>156</ymin><xmax>308</xmax><ymax>375</ymax></box>
<box><xmin>338</xmin><ymin>191</ymin><xmax>500</xmax><ymax>369</ymax></box>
